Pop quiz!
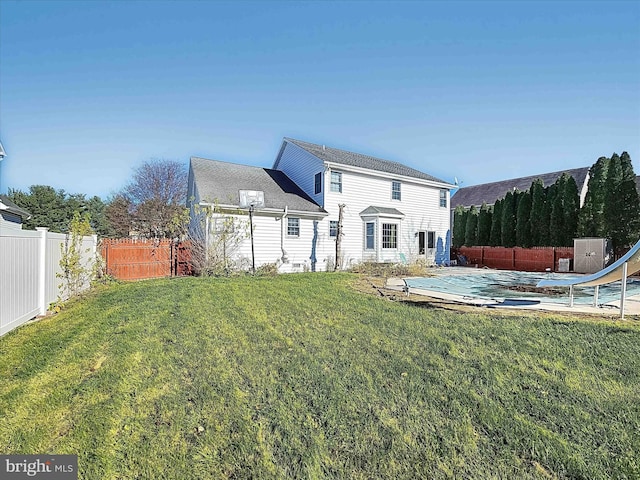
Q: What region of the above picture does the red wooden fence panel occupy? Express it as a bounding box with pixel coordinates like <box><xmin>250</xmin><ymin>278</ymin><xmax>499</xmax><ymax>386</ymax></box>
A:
<box><xmin>101</xmin><ymin>239</ymin><xmax>192</xmax><ymax>280</ymax></box>
<box><xmin>455</xmin><ymin>246</ymin><xmax>574</xmax><ymax>272</ymax></box>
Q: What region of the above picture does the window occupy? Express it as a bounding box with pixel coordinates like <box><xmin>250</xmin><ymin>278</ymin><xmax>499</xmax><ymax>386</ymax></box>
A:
<box><xmin>314</xmin><ymin>172</ymin><xmax>322</xmax><ymax>195</ymax></box>
<box><xmin>329</xmin><ymin>220</ymin><xmax>338</xmax><ymax>237</ymax></box>
<box><xmin>287</xmin><ymin>217</ymin><xmax>300</xmax><ymax>237</ymax></box>
<box><xmin>330</xmin><ymin>171</ymin><xmax>342</xmax><ymax>193</ymax></box>
<box><xmin>428</xmin><ymin>231</ymin><xmax>435</xmax><ymax>249</ymax></box>
<box><xmin>439</xmin><ymin>189</ymin><xmax>447</xmax><ymax>208</ymax></box>
<box><xmin>382</xmin><ymin>223</ymin><xmax>397</xmax><ymax>249</ymax></box>
<box><xmin>365</xmin><ymin>222</ymin><xmax>375</xmax><ymax>249</ymax></box>
<box><xmin>392</xmin><ymin>181</ymin><xmax>401</xmax><ymax>200</ymax></box>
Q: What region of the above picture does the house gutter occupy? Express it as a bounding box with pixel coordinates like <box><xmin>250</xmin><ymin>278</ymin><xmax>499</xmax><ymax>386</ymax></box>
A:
<box><xmin>280</xmin><ymin>206</ymin><xmax>289</xmax><ymax>263</ymax></box>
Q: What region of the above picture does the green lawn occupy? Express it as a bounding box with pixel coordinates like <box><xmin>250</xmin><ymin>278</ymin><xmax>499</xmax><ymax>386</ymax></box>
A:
<box><xmin>1</xmin><ymin>273</ymin><xmax>639</xmax><ymax>479</ymax></box>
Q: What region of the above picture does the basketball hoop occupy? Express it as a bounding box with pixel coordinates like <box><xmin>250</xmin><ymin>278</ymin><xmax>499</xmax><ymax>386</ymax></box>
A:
<box><xmin>239</xmin><ymin>190</ymin><xmax>265</xmax><ymax>273</ymax></box>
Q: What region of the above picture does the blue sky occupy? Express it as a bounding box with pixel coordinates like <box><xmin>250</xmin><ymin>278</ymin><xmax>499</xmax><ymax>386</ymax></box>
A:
<box><xmin>1</xmin><ymin>0</ymin><xmax>639</xmax><ymax>199</ymax></box>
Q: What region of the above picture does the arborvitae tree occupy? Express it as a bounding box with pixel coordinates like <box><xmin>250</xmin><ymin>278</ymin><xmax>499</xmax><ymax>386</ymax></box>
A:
<box><xmin>464</xmin><ymin>205</ymin><xmax>479</xmax><ymax>246</ymax></box>
<box><xmin>617</xmin><ymin>152</ymin><xmax>640</xmax><ymax>247</ymax></box>
<box><xmin>452</xmin><ymin>205</ymin><xmax>467</xmax><ymax>248</ymax></box>
<box><xmin>516</xmin><ymin>190</ymin><xmax>532</xmax><ymax>247</ymax></box>
<box><xmin>604</xmin><ymin>153</ymin><xmax>624</xmax><ymax>249</ymax></box>
<box><xmin>549</xmin><ymin>174</ymin><xmax>572</xmax><ymax>246</ymax></box>
<box><xmin>539</xmin><ymin>184</ymin><xmax>556</xmax><ymax>246</ymax></box>
<box><xmin>529</xmin><ymin>178</ymin><xmax>545</xmax><ymax>246</ymax></box>
<box><xmin>489</xmin><ymin>199</ymin><xmax>503</xmax><ymax>246</ymax></box>
<box><xmin>562</xmin><ymin>175</ymin><xmax>580</xmax><ymax>246</ymax></box>
<box><xmin>501</xmin><ymin>190</ymin><xmax>516</xmax><ymax>247</ymax></box>
<box><xmin>578</xmin><ymin>156</ymin><xmax>609</xmax><ymax>237</ymax></box>
<box><xmin>477</xmin><ymin>202</ymin><xmax>492</xmax><ymax>245</ymax></box>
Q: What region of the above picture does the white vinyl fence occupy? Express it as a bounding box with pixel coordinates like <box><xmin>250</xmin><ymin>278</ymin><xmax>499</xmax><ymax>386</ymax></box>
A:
<box><xmin>0</xmin><ymin>227</ymin><xmax>97</xmax><ymax>336</ymax></box>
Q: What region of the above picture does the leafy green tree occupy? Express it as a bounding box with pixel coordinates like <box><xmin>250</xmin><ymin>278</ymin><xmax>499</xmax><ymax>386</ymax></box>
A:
<box><xmin>539</xmin><ymin>184</ymin><xmax>556</xmax><ymax>246</ymax></box>
<box><xmin>477</xmin><ymin>203</ymin><xmax>492</xmax><ymax>246</ymax></box>
<box><xmin>104</xmin><ymin>195</ymin><xmax>133</xmax><ymax>238</ymax></box>
<box><xmin>501</xmin><ymin>191</ymin><xmax>516</xmax><ymax>247</ymax></box>
<box><xmin>489</xmin><ymin>199</ymin><xmax>503</xmax><ymax>246</ymax></box>
<box><xmin>464</xmin><ymin>205</ymin><xmax>479</xmax><ymax>246</ymax></box>
<box><xmin>452</xmin><ymin>205</ymin><xmax>467</xmax><ymax>248</ymax></box>
<box><xmin>562</xmin><ymin>175</ymin><xmax>579</xmax><ymax>246</ymax></box>
<box><xmin>86</xmin><ymin>196</ymin><xmax>113</xmax><ymax>237</ymax></box>
<box><xmin>604</xmin><ymin>153</ymin><xmax>624</xmax><ymax>248</ymax></box>
<box><xmin>516</xmin><ymin>190</ymin><xmax>532</xmax><ymax>247</ymax></box>
<box><xmin>58</xmin><ymin>211</ymin><xmax>96</xmax><ymax>299</ymax></box>
<box><xmin>529</xmin><ymin>179</ymin><xmax>545</xmax><ymax>246</ymax></box>
<box><xmin>617</xmin><ymin>152</ymin><xmax>640</xmax><ymax>247</ymax></box>
<box><xmin>603</xmin><ymin>152</ymin><xmax>640</xmax><ymax>249</ymax></box>
<box><xmin>578</xmin><ymin>157</ymin><xmax>609</xmax><ymax>238</ymax></box>
<box><xmin>7</xmin><ymin>185</ymin><xmax>111</xmax><ymax>236</ymax></box>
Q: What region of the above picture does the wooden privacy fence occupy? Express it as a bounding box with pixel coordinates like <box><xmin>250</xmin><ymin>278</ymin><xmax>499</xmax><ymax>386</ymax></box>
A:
<box><xmin>454</xmin><ymin>246</ymin><xmax>574</xmax><ymax>272</ymax></box>
<box><xmin>101</xmin><ymin>239</ymin><xmax>192</xmax><ymax>280</ymax></box>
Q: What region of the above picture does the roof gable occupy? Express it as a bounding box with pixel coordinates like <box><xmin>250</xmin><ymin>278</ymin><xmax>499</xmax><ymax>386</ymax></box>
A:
<box><xmin>190</xmin><ymin>157</ymin><xmax>326</xmax><ymax>214</ymax></box>
<box><xmin>0</xmin><ymin>195</ymin><xmax>31</xmax><ymax>220</ymax></box>
<box><xmin>451</xmin><ymin>167</ymin><xmax>591</xmax><ymax>209</ymax></box>
<box><xmin>282</xmin><ymin>138</ymin><xmax>451</xmax><ymax>185</ymax></box>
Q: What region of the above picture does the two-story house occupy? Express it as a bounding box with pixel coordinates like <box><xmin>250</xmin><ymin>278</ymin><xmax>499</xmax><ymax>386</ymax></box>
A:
<box><xmin>188</xmin><ymin>138</ymin><xmax>454</xmax><ymax>272</ymax></box>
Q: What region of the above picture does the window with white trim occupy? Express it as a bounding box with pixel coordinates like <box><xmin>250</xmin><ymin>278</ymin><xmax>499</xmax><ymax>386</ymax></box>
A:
<box><xmin>392</xmin><ymin>181</ymin><xmax>401</xmax><ymax>200</ymax></box>
<box><xmin>382</xmin><ymin>223</ymin><xmax>397</xmax><ymax>249</ymax></box>
<box><xmin>314</xmin><ymin>172</ymin><xmax>322</xmax><ymax>195</ymax></box>
<box><xmin>329</xmin><ymin>220</ymin><xmax>338</xmax><ymax>237</ymax></box>
<box><xmin>287</xmin><ymin>217</ymin><xmax>300</xmax><ymax>237</ymax></box>
<box><xmin>365</xmin><ymin>222</ymin><xmax>375</xmax><ymax>249</ymax></box>
<box><xmin>330</xmin><ymin>171</ymin><xmax>342</xmax><ymax>193</ymax></box>
<box><xmin>439</xmin><ymin>189</ymin><xmax>447</xmax><ymax>208</ymax></box>
<box><xmin>428</xmin><ymin>231</ymin><xmax>435</xmax><ymax>249</ymax></box>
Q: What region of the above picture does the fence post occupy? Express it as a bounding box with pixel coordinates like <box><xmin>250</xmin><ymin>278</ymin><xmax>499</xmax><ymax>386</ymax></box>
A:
<box><xmin>36</xmin><ymin>227</ymin><xmax>48</xmax><ymax>316</ymax></box>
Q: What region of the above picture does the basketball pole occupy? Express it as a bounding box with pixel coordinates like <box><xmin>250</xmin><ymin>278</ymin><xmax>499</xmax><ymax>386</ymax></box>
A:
<box><xmin>249</xmin><ymin>204</ymin><xmax>255</xmax><ymax>273</ymax></box>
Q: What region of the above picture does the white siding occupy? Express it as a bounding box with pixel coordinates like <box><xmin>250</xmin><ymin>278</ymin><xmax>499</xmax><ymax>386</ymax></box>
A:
<box><xmin>275</xmin><ymin>142</ymin><xmax>325</xmax><ymax>206</ymax></box>
<box><xmin>207</xmin><ymin>212</ymin><xmax>322</xmax><ymax>273</ymax></box>
<box><xmin>318</xmin><ymin>169</ymin><xmax>451</xmax><ymax>267</ymax></box>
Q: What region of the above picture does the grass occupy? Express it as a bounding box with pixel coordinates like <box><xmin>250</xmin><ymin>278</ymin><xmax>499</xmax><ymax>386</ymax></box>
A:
<box><xmin>0</xmin><ymin>273</ymin><xmax>639</xmax><ymax>479</ymax></box>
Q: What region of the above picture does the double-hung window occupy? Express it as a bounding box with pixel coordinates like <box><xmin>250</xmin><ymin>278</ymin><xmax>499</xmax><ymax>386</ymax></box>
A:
<box><xmin>314</xmin><ymin>172</ymin><xmax>322</xmax><ymax>195</ymax></box>
<box><xmin>287</xmin><ymin>218</ymin><xmax>300</xmax><ymax>237</ymax></box>
<box><xmin>330</xmin><ymin>171</ymin><xmax>342</xmax><ymax>193</ymax></box>
<box><xmin>329</xmin><ymin>220</ymin><xmax>338</xmax><ymax>237</ymax></box>
<box><xmin>439</xmin><ymin>189</ymin><xmax>447</xmax><ymax>208</ymax></box>
<box><xmin>365</xmin><ymin>222</ymin><xmax>375</xmax><ymax>249</ymax></box>
<box><xmin>382</xmin><ymin>223</ymin><xmax>397</xmax><ymax>249</ymax></box>
<box><xmin>392</xmin><ymin>181</ymin><xmax>401</xmax><ymax>200</ymax></box>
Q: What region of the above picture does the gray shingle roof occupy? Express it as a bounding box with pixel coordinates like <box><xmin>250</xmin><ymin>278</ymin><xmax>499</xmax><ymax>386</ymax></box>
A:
<box><xmin>359</xmin><ymin>206</ymin><xmax>404</xmax><ymax>217</ymax></box>
<box><xmin>282</xmin><ymin>138</ymin><xmax>450</xmax><ymax>185</ymax></box>
<box><xmin>0</xmin><ymin>194</ymin><xmax>31</xmax><ymax>219</ymax></box>
<box><xmin>190</xmin><ymin>157</ymin><xmax>326</xmax><ymax>214</ymax></box>
<box><xmin>450</xmin><ymin>167</ymin><xmax>590</xmax><ymax>209</ymax></box>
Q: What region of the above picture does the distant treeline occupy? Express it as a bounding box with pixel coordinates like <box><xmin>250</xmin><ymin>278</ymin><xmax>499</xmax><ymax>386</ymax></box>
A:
<box><xmin>453</xmin><ymin>152</ymin><xmax>640</xmax><ymax>250</ymax></box>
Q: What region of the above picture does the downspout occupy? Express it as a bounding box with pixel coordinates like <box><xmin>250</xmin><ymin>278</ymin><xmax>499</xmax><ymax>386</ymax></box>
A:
<box><xmin>281</xmin><ymin>206</ymin><xmax>289</xmax><ymax>263</ymax></box>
